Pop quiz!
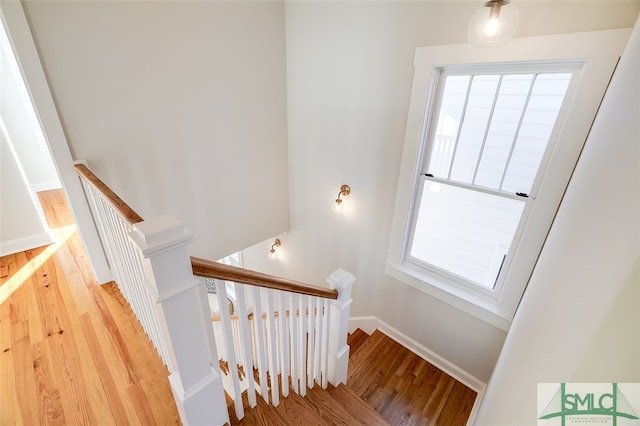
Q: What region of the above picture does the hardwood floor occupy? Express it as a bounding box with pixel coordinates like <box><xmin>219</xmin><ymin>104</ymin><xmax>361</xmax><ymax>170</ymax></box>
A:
<box><xmin>346</xmin><ymin>329</ymin><xmax>477</xmax><ymax>425</ymax></box>
<box><xmin>0</xmin><ymin>189</ymin><xmax>180</xmax><ymax>425</ymax></box>
<box><xmin>227</xmin><ymin>329</ymin><xmax>476</xmax><ymax>425</ymax></box>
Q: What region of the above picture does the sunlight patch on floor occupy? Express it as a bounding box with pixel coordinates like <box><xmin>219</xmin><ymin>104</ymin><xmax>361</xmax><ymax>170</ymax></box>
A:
<box><xmin>0</xmin><ymin>224</ymin><xmax>76</xmax><ymax>305</ymax></box>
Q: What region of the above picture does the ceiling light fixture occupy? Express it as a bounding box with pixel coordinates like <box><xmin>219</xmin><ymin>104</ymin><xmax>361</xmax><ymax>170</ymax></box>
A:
<box><xmin>467</xmin><ymin>0</ymin><xmax>519</xmax><ymax>47</ymax></box>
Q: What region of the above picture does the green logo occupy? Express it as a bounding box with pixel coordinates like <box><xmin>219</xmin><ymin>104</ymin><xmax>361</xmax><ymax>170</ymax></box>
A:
<box><xmin>539</xmin><ymin>383</ymin><xmax>639</xmax><ymax>426</ymax></box>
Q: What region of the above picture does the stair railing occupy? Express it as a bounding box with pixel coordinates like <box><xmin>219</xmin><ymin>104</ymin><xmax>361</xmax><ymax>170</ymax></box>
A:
<box><xmin>75</xmin><ymin>164</ymin><xmax>354</xmax><ymax>425</ymax></box>
<box><xmin>192</xmin><ymin>257</ymin><xmax>354</xmax><ymax>420</ymax></box>
<box><xmin>74</xmin><ymin>163</ymin><xmax>172</xmax><ymax>367</ymax></box>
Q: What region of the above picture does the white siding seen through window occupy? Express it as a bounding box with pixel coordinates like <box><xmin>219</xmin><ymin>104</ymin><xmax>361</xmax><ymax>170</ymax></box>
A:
<box><xmin>408</xmin><ymin>69</ymin><xmax>573</xmax><ymax>291</ymax></box>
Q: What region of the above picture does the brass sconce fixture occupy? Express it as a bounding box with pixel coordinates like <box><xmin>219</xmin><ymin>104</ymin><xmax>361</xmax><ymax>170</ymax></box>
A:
<box><xmin>269</xmin><ymin>239</ymin><xmax>281</xmax><ymax>259</ymax></box>
<box><xmin>334</xmin><ymin>184</ymin><xmax>351</xmax><ymax>211</ymax></box>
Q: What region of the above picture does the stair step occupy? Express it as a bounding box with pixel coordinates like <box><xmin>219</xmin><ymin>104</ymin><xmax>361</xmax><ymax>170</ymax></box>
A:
<box><xmin>272</xmin><ymin>390</ymin><xmax>327</xmax><ymax>425</ymax></box>
<box><xmin>346</xmin><ymin>328</ymin><xmax>370</xmax><ymax>358</ymax></box>
<box><xmin>344</xmin><ymin>329</ymin><xmax>478</xmax><ymax>425</ymax></box>
<box><xmin>305</xmin><ymin>383</ymin><xmax>388</xmax><ymax>426</ymax></box>
<box><xmin>228</xmin><ymin>382</ymin><xmax>389</xmax><ymax>425</ymax></box>
<box><xmin>327</xmin><ymin>384</ymin><xmax>390</xmax><ymax>426</ymax></box>
<box><xmin>228</xmin><ymin>390</ymin><xmax>289</xmax><ymax>425</ymax></box>
<box><xmin>346</xmin><ymin>330</ymin><xmax>403</xmax><ymax>396</ymax></box>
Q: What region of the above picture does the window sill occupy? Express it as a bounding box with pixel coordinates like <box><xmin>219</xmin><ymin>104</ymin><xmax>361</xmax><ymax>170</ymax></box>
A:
<box><xmin>385</xmin><ymin>262</ymin><xmax>512</xmax><ymax>331</ymax></box>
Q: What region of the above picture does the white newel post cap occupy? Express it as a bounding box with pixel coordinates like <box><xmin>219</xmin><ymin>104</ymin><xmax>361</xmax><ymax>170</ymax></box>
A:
<box><xmin>327</xmin><ymin>268</ymin><xmax>355</xmax><ymax>300</ymax></box>
<box><xmin>128</xmin><ymin>215</ymin><xmax>193</xmax><ymax>257</ymax></box>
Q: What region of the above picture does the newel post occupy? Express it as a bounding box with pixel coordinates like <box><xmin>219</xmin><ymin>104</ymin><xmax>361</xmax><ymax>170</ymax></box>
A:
<box><xmin>326</xmin><ymin>268</ymin><xmax>355</xmax><ymax>387</ymax></box>
<box><xmin>128</xmin><ymin>215</ymin><xmax>229</xmax><ymax>426</ymax></box>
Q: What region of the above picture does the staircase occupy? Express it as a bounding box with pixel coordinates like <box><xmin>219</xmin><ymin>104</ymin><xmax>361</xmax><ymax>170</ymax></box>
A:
<box><xmin>73</xmin><ymin>165</ymin><xmax>476</xmax><ymax>425</ymax></box>
<box><xmin>226</xmin><ymin>328</ymin><xmax>477</xmax><ymax>425</ymax></box>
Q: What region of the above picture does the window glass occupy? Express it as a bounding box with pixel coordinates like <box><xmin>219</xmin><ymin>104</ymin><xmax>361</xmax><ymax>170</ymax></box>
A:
<box><xmin>410</xmin><ymin>181</ymin><xmax>525</xmax><ymax>289</ymax></box>
<box><xmin>413</xmin><ymin>69</ymin><xmax>573</xmax><ymax>291</ymax></box>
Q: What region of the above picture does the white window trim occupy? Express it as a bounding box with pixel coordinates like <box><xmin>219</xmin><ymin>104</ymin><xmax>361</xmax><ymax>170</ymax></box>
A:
<box><xmin>386</xmin><ymin>29</ymin><xmax>631</xmax><ymax>331</ymax></box>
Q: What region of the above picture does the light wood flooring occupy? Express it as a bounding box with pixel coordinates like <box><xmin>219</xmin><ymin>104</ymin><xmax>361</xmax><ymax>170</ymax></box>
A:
<box><xmin>0</xmin><ymin>189</ymin><xmax>180</xmax><ymax>425</ymax></box>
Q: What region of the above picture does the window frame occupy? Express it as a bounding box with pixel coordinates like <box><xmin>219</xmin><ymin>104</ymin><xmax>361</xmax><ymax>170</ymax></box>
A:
<box><xmin>385</xmin><ymin>29</ymin><xmax>630</xmax><ymax>330</ymax></box>
<box><xmin>406</xmin><ymin>64</ymin><xmax>580</xmax><ymax>300</ymax></box>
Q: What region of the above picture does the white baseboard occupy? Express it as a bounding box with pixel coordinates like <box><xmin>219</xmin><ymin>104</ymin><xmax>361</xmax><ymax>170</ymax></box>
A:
<box><xmin>348</xmin><ymin>315</ymin><xmax>485</xmax><ymax>393</ymax></box>
<box><xmin>0</xmin><ymin>233</ymin><xmax>52</xmax><ymax>257</ymax></box>
<box><xmin>466</xmin><ymin>385</ymin><xmax>485</xmax><ymax>426</ymax></box>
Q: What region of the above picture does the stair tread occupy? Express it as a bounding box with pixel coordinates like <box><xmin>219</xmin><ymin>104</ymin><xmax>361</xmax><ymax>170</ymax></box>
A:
<box><xmin>346</xmin><ymin>328</ymin><xmax>369</xmax><ymax>359</ymax></box>
<box><xmin>328</xmin><ymin>384</ymin><xmax>390</xmax><ymax>426</ymax></box>
<box><xmin>229</xmin><ymin>391</ymin><xmax>290</xmax><ymax>425</ymax></box>
<box><xmin>273</xmin><ymin>390</ymin><xmax>327</xmax><ymax>425</ymax></box>
<box><xmin>346</xmin><ymin>330</ymin><xmax>403</xmax><ymax>396</ymax></box>
<box><xmin>229</xmin><ymin>383</ymin><xmax>390</xmax><ymax>425</ymax></box>
<box><xmin>304</xmin><ymin>384</ymin><xmax>366</xmax><ymax>426</ymax></box>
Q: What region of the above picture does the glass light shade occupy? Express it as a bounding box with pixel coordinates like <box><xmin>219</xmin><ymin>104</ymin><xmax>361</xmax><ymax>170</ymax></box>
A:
<box><xmin>467</xmin><ymin>2</ymin><xmax>519</xmax><ymax>47</ymax></box>
<box><xmin>332</xmin><ymin>199</ymin><xmax>343</xmax><ymax>214</ymax></box>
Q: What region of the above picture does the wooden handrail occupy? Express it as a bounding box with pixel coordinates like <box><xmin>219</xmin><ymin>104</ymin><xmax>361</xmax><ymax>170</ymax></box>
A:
<box><xmin>74</xmin><ymin>163</ymin><xmax>144</xmax><ymax>226</ymax></box>
<box><xmin>192</xmin><ymin>256</ymin><xmax>338</xmax><ymax>300</ymax></box>
<box><xmin>74</xmin><ymin>163</ymin><xmax>338</xmax><ymax>300</ymax></box>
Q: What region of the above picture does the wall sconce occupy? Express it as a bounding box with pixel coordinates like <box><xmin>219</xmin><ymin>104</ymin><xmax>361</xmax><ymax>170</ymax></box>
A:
<box><xmin>467</xmin><ymin>0</ymin><xmax>519</xmax><ymax>47</ymax></box>
<box><xmin>268</xmin><ymin>239</ymin><xmax>281</xmax><ymax>260</ymax></box>
<box><xmin>333</xmin><ymin>184</ymin><xmax>351</xmax><ymax>213</ymax></box>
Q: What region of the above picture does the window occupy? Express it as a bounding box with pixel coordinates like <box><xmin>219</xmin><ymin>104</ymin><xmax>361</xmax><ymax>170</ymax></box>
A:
<box><xmin>408</xmin><ymin>68</ymin><xmax>575</xmax><ymax>295</ymax></box>
<box><xmin>386</xmin><ymin>30</ymin><xmax>629</xmax><ymax>329</ymax></box>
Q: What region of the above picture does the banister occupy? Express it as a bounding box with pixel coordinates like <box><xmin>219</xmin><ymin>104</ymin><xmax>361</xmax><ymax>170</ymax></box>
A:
<box><xmin>74</xmin><ymin>163</ymin><xmax>144</xmax><ymax>226</ymax></box>
<box><xmin>191</xmin><ymin>256</ymin><xmax>338</xmax><ymax>300</ymax></box>
<box><xmin>74</xmin><ymin>164</ymin><xmax>338</xmax><ymax>300</ymax></box>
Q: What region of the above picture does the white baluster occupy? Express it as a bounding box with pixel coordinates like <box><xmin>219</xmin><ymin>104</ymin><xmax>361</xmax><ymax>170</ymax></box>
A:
<box><xmin>306</xmin><ymin>295</ymin><xmax>316</xmax><ymax>388</ymax></box>
<box><xmin>298</xmin><ymin>294</ymin><xmax>307</xmax><ymax>396</ymax></box>
<box><xmin>212</xmin><ymin>321</ymin><xmax>226</xmax><ymax>361</ymax></box>
<box><xmin>265</xmin><ymin>290</ymin><xmax>280</xmax><ymax>406</ymax></box>
<box><xmin>215</xmin><ymin>280</ymin><xmax>244</xmax><ymax>420</ymax></box>
<box><xmin>278</xmin><ymin>291</ymin><xmax>290</xmax><ymax>397</ymax></box>
<box><xmin>197</xmin><ymin>278</ymin><xmax>219</xmax><ymax>366</ymax></box>
<box><xmin>314</xmin><ymin>297</ymin><xmax>323</xmax><ymax>385</ymax></box>
<box><xmin>289</xmin><ymin>293</ymin><xmax>299</xmax><ymax>394</ymax></box>
<box><xmin>235</xmin><ymin>284</ymin><xmax>257</xmax><ymax>408</ymax></box>
<box><xmin>320</xmin><ymin>298</ymin><xmax>330</xmax><ymax>388</ymax></box>
<box><xmin>252</xmin><ymin>287</ymin><xmax>269</xmax><ymax>399</ymax></box>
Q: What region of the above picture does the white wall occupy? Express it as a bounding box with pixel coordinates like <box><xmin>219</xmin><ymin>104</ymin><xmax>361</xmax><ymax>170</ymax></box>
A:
<box><xmin>0</xmin><ymin>129</ymin><xmax>50</xmax><ymax>255</ymax></box>
<box><xmin>0</xmin><ymin>29</ymin><xmax>59</xmax><ymax>192</ymax></box>
<box><xmin>21</xmin><ymin>1</ymin><xmax>289</xmax><ymax>261</ymax></box>
<box><xmin>475</xmin><ymin>13</ymin><xmax>640</xmax><ymax>425</ymax></box>
<box><xmin>241</xmin><ymin>1</ymin><xmax>640</xmax><ymax>383</ymax></box>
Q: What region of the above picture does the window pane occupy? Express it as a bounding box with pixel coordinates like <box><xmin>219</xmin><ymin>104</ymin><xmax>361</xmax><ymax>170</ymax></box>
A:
<box><xmin>502</xmin><ymin>73</ymin><xmax>572</xmax><ymax>193</ymax></box>
<box><xmin>410</xmin><ymin>181</ymin><xmax>525</xmax><ymax>289</ymax></box>
<box><xmin>428</xmin><ymin>72</ymin><xmax>572</xmax><ymax>195</ymax></box>
<box><xmin>474</xmin><ymin>74</ymin><xmax>533</xmax><ymax>189</ymax></box>
<box><xmin>449</xmin><ymin>75</ymin><xmax>501</xmax><ymax>183</ymax></box>
<box><xmin>430</xmin><ymin>75</ymin><xmax>470</xmax><ymax>178</ymax></box>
